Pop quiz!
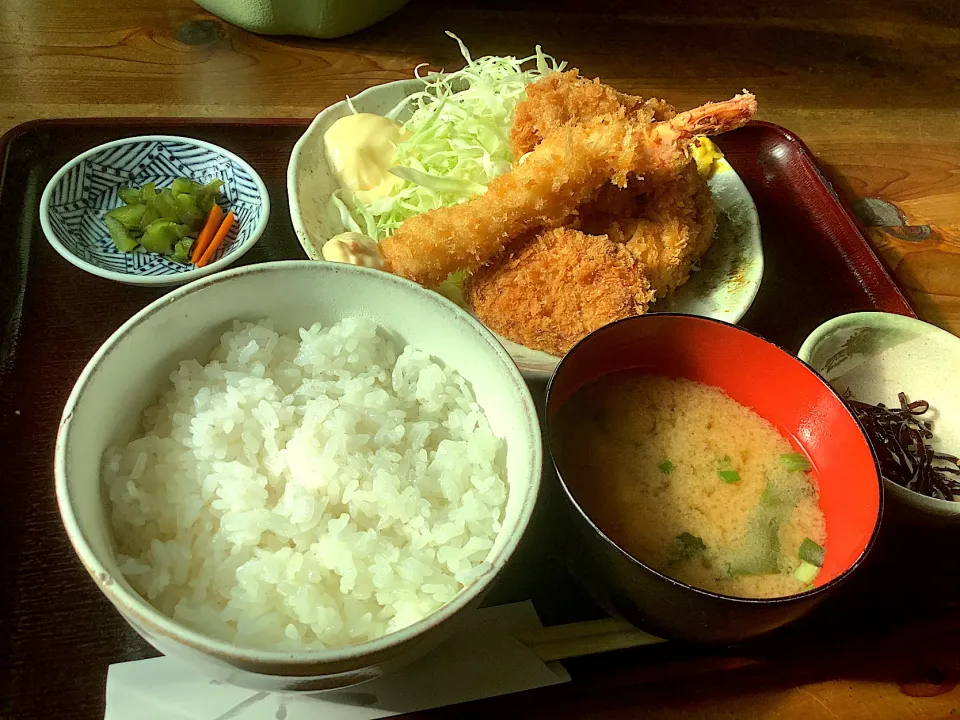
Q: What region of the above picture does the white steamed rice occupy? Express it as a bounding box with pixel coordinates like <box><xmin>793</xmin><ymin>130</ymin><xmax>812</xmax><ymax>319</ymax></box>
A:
<box><xmin>104</xmin><ymin>317</ymin><xmax>507</xmax><ymax>651</ymax></box>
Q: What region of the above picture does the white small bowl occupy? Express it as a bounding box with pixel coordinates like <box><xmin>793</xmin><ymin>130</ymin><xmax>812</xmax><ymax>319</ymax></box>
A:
<box><xmin>799</xmin><ymin>311</ymin><xmax>960</xmax><ymax>523</ymax></box>
<box><xmin>40</xmin><ymin>135</ymin><xmax>270</xmax><ymax>286</ymax></box>
<box><xmin>55</xmin><ymin>261</ymin><xmax>541</xmax><ymax>691</ymax></box>
<box><xmin>288</xmin><ymin>79</ymin><xmax>764</xmax><ymax>380</ymax></box>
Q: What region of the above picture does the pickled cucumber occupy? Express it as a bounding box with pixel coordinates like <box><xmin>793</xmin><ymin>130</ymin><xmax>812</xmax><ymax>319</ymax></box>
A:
<box><xmin>197</xmin><ymin>179</ymin><xmax>223</xmax><ymax>215</ymax></box>
<box><xmin>140</xmin><ymin>220</ymin><xmax>181</xmax><ymax>254</ymax></box>
<box><xmin>139</xmin><ymin>205</ymin><xmax>160</xmax><ymax>229</ymax></box>
<box><xmin>140</xmin><ymin>182</ymin><xmax>157</xmax><ymax>205</ymax></box>
<box><xmin>104</xmin><ymin>216</ymin><xmax>138</xmax><ymax>252</ymax></box>
<box><xmin>103</xmin><ymin>176</ymin><xmax>224</xmax><ymax>258</ymax></box>
<box><xmin>171</xmin><ymin>178</ymin><xmax>199</xmax><ymax>195</ymax></box>
<box><xmin>117</xmin><ymin>187</ymin><xmax>142</xmax><ymax>205</ymax></box>
<box><xmin>169</xmin><ymin>237</ymin><xmax>195</xmax><ymax>264</ymax></box>
<box><xmin>105</xmin><ymin>204</ymin><xmax>146</xmax><ymax>229</ymax></box>
<box><xmin>175</xmin><ymin>192</ymin><xmax>203</xmax><ymax>228</ymax></box>
<box><xmin>154</xmin><ymin>189</ymin><xmax>180</xmax><ymax>222</ymax></box>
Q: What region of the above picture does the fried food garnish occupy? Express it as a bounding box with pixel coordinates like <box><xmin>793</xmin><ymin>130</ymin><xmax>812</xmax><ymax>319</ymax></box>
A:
<box><xmin>581</xmin><ymin>160</ymin><xmax>716</xmax><ymax>297</ymax></box>
<box><xmin>464</xmin><ymin>228</ymin><xmax>655</xmax><ymax>356</ymax></box>
<box><xmin>511</xmin><ymin>69</ymin><xmax>676</xmax><ymax>158</ymax></box>
<box><xmin>381</xmin><ymin>93</ymin><xmax>756</xmax><ymax>286</ymax></box>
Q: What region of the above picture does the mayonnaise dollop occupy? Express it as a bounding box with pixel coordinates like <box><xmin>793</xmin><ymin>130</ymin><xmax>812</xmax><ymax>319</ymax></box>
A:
<box><xmin>321</xmin><ymin>232</ymin><xmax>385</xmax><ymax>269</ymax></box>
<box><xmin>323</xmin><ymin>113</ymin><xmax>405</xmax><ymax>206</ymax></box>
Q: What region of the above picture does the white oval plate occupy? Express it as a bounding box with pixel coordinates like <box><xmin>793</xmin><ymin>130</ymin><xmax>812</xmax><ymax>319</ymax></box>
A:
<box><xmin>288</xmin><ymin>79</ymin><xmax>764</xmax><ymax>380</ymax></box>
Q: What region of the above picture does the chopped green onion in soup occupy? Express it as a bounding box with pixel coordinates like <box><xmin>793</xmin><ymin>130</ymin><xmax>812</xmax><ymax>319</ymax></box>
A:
<box><xmin>799</xmin><ymin>537</ymin><xmax>825</xmax><ymax>567</ymax></box>
<box><xmin>781</xmin><ymin>453</ymin><xmax>812</xmax><ymax>472</ymax></box>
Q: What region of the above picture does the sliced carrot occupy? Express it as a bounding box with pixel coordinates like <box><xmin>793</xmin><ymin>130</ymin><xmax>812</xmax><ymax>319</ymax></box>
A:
<box><xmin>196</xmin><ymin>211</ymin><xmax>235</xmax><ymax>268</ymax></box>
<box><xmin>191</xmin><ymin>204</ymin><xmax>224</xmax><ymax>263</ymax></box>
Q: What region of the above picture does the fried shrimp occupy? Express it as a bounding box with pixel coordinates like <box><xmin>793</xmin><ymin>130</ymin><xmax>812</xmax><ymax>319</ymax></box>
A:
<box><xmin>464</xmin><ymin>228</ymin><xmax>654</xmax><ymax>356</ymax></box>
<box><xmin>468</xmin><ymin>162</ymin><xmax>714</xmax><ymax>357</ymax></box>
<box><xmin>510</xmin><ymin>69</ymin><xmax>676</xmax><ymax>157</ymax></box>
<box><xmin>380</xmin><ymin>93</ymin><xmax>757</xmax><ymax>286</ymax></box>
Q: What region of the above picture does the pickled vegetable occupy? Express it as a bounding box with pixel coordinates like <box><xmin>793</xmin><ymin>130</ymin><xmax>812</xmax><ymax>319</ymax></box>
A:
<box><xmin>140</xmin><ymin>220</ymin><xmax>181</xmax><ymax>254</ymax></box>
<box><xmin>104</xmin><ymin>216</ymin><xmax>138</xmax><ymax>252</ymax></box>
<box><xmin>175</xmin><ymin>192</ymin><xmax>204</xmax><ymax>229</ymax></box>
<box><xmin>154</xmin><ymin>189</ymin><xmax>180</xmax><ymax>222</ymax></box>
<box><xmin>118</xmin><ymin>187</ymin><xmax>142</xmax><ymax>205</ymax></box>
<box><xmin>169</xmin><ymin>237</ymin><xmax>195</xmax><ymax>264</ymax></box>
<box><xmin>197</xmin><ymin>179</ymin><xmax>224</xmax><ymax>215</ymax></box>
<box><xmin>195</xmin><ymin>210</ymin><xmax>234</xmax><ymax>268</ymax></box>
<box><xmin>105</xmin><ymin>204</ymin><xmax>146</xmax><ymax>229</ymax></box>
<box><xmin>102</xmin><ymin>176</ymin><xmax>224</xmax><ymax>259</ymax></box>
<box><xmin>140</xmin><ymin>182</ymin><xmax>157</xmax><ymax>205</ymax></box>
<box><xmin>172</xmin><ymin>177</ymin><xmax>199</xmax><ymax>195</ymax></box>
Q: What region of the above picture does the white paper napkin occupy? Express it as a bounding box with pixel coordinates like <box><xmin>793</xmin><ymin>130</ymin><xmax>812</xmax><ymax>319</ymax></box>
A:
<box><xmin>105</xmin><ymin>602</ymin><xmax>570</xmax><ymax>720</ymax></box>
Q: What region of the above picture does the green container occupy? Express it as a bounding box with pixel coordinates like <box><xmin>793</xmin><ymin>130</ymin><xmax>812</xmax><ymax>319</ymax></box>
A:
<box><xmin>195</xmin><ymin>0</ymin><xmax>411</xmax><ymax>39</ymax></box>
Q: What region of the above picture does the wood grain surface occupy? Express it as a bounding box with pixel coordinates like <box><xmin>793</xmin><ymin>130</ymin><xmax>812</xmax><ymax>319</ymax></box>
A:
<box><xmin>1</xmin><ymin>1</ymin><xmax>959</xmax><ymax>719</ymax></box>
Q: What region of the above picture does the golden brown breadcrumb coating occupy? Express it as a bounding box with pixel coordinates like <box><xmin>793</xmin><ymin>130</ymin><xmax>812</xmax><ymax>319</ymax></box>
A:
<box><xmin>380</xmin><ymin>93</ymin><xmax>755</xmax><ymax>286</ymax></box>
<box><xmin>464</xmin><ymin>228</ymin><xmax>655</xmax><ymax>356</ymax></box>
<box><xmin>510</xmin><ymin>69</ymin><xmax>677</xmax><ymax>158</ymax></box>
<box><xmin>580</xmin><ymin>160</ymin><xmax>717</xmax><ymax>297</ymax></box>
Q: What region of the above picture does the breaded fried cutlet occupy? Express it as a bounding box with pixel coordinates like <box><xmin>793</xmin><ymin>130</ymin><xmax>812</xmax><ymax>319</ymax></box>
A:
<box><xmin>464</xmin><ymin>228</ymin><xmax>655</xmax><ymax>356</ymax></box>
<box><xmin>381</xmin><ymin>93</ymin><xmax>756</xmax><ymax>286</ymax></box>
<box><xmin>510</xmin><ymin>69</ymin><xmax>677</xmax><ymax>158</ymax></box>
<box><xmin>580</xmin><ymin>160</ymin><xmax>717</xmax><ymax>298</ymax></box>
<box><xmin>622</xmin><ymin>162</ymin><xmax>716</xmax><ymax>296</ymax></box>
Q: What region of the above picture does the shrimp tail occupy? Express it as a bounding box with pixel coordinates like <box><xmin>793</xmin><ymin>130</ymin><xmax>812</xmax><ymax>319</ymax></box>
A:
<box><xmin>656</xmin><ymin>92</ymin><xmax>757</xmax><ymax>143</ymax></box>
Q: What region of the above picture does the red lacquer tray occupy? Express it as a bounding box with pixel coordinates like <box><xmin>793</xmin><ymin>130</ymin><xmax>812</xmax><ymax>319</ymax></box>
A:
<box><xmin>3</xmin><ymin>119</ymin><xmax>949</xmax><ymax>720</ymax></box>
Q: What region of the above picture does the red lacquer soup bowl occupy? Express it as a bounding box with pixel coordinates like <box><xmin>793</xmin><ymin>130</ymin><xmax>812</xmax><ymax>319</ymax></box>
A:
<box><xmin>545</xmin><ymin>314</ymin><xmax>882</xmax><ymax>644</ymax></box>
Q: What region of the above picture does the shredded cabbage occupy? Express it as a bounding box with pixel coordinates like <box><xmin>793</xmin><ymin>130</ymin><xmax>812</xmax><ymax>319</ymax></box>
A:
<box><xmin>332</xmin><ymin>32</ymin><xmax>565</xmax><ymax>242</ymax></box>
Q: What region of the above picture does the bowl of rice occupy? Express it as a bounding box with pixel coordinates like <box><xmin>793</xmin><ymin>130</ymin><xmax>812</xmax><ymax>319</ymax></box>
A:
<box><xmin>55</xmin><ymin>260</ymin><xmax>541</xmax><ymax>691</ymax></box>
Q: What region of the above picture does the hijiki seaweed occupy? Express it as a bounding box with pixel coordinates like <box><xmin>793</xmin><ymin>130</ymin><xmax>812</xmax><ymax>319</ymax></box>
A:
<box><xmin>845</xmin><ymin>391</ymin><xmax>960</xmax><ymax>501</ymax></box>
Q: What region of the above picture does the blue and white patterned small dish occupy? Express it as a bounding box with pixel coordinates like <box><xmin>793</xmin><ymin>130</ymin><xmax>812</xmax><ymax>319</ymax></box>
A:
<box><xmin>40</xmin><ymin>135</ymin><xmax>270</xmax><ymax>286</ymax></box>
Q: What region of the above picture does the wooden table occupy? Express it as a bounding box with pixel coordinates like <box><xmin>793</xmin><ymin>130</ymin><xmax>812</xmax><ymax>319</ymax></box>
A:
<box><xmin>2</xmin><ymin>0</ymin><xmax>959</xmax><ymax>718</ymax></box>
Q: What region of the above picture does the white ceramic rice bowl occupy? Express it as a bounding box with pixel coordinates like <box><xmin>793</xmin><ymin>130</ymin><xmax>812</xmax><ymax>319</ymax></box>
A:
<box><xmin>288</xmin><ymin>79</ymin><xmax>764</xmax><ymax>379</ymax></box>
<box><xmin>55</xmin><ymin>261</ymin><xmax>542</xmax><ymax>691</ymax></box>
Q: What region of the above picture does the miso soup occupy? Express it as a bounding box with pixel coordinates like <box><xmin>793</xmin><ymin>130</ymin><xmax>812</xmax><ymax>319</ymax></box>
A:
<box><xmin>553</xmin><ymin>374</ymin><xmax>827</xmax><ymax>599</ymax></box>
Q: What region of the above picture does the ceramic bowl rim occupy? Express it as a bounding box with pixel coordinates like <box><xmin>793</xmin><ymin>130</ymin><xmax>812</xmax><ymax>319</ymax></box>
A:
<box><xmin>55</xmin><ymin>260</ymin><xmax>542</xmax><ymax>667</ymax></box>
<box><xmin>545</xmin><ymin>312</ymin><xmax>885</xmax><ymax>607</ymax></box>
<box><xmin>39</xmin><ymin>134</ymin><xmax>271</xmax><ymax>286</ymax></box>
<box><xmin>798</xmin><ymin>310</ymin><xmax>960</xmax><ymax>515</ymax></box>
